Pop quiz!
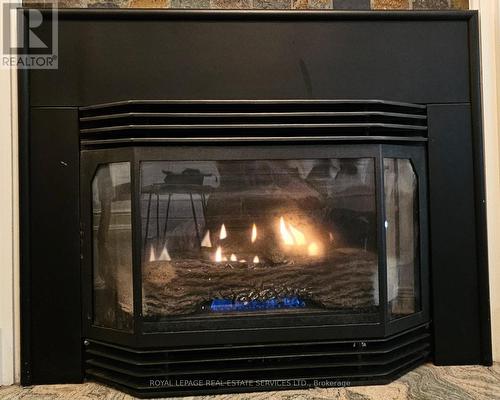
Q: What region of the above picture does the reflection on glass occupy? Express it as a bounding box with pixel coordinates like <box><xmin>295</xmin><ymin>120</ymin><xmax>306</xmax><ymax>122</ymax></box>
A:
<box><xmin>92</xmin><ymin>162</ymin><xmax>133</xmax><ymax>331</ymax></box>
<box><xmin>140</xmin><ymin>158</ymin><xmax>379</xmax><ymax>322</ymax></box>
<box><xmin>384</xmin><ymin>158</ymin><xmax>420</xmax><ymax>319</ymax></box>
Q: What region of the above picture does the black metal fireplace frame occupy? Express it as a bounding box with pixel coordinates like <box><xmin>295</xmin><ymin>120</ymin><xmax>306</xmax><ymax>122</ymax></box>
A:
<box><xmin>18</xmin><ymin>8</ymin><xmax>492</xmax><ymax>388</ymax></box>
<box><xmin>80</xmin><ymin>142</ymin><xmax>429</xmax><ymax>348</ymax></box>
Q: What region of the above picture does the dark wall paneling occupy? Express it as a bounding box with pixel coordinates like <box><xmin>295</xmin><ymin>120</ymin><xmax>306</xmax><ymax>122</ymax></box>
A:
<box><xmin>467</xmin><ymin>13</ymin><xmax>493</xmax><ymax>366</ymax></box>
<box><xmin>27</xmin><ymin>108</ymin><xmax>82</xmax><ymax>383</ymax></box>
<box><xmin>427</xmin><ymin>104</ymin><xmax>488</xmax><ymax>365</ymax></box>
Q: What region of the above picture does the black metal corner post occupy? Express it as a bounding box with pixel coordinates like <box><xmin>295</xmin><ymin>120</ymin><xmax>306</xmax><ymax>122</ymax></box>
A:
<box><xmin>79</xmin><ymin>153</ymin><xmax>92</xmax><ymax>343</ymax></box>
<box><xmin>412</xmin><ymin>145</ymin><xmax>431</xmax><ymax>328</ymax></box>
<box><xmin>467</xmin><ymin>12</ymin><xmax>493</xmax><ymax>366</ymax></box>
<box><xmin>132</xmin><ymin>147</ymin><xmax>144</xmax><ymax>342</ymax></box>
<box><xmin>376</xmin><ymin>144</ymin><xmax>389</xmax><ymax>335</ymax></box>
<box><xmin>18</xmin><ymin>8</ymin><xmax>31</xmax><ymax>385</ymax></box>
<box><xmin>415</xmin><ymin>145</ymin><xmax>431</xmax><ymax>331</ymax></box>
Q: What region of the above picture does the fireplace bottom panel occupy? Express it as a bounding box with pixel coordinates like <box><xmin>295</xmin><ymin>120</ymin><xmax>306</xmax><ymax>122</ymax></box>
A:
<box><xmin>84</xmin><ymin>324</ymin><xmax>431</xmax><ymax>398</ymax></box>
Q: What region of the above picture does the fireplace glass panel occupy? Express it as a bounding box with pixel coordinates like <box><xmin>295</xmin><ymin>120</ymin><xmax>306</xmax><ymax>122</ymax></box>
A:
<box><xmin>140</xmin><ymin>158</ymin><xmax>379</xmax><ymax>320</ymax></box>
<box><xmin>384</xmin><ymin>158</ymin><xmax>420</xmax><ymax>319</ymax></box>
<box><xmin>92</xmin><ymin>162</ymin><xmax>134</xmax><ymax>331</ymax></box>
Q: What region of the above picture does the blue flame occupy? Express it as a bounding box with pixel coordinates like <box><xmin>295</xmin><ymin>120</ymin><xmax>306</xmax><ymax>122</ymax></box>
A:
<box><xmin>210</xmin><ymin>296</ymin><xmax>306</xmax><ymax>312</ymax></box>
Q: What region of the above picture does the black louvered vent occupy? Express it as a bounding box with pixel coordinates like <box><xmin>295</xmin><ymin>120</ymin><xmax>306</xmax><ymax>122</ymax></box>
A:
<box><xmin>79</xmin><ymin>100</ymin><xmax>427</xmax><ymax>147</ymax></box>
<box><xmin>84</xmin><ymin>324</ymin><xmax>431</xmax><ymax>398</ymax></box>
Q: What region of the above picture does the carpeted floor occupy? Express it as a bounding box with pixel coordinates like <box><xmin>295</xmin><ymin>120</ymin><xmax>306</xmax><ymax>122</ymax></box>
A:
<box><xmin>1</xmin><ymin>363</ymin><xmax>499</xmax><ymax>400</ymax></box>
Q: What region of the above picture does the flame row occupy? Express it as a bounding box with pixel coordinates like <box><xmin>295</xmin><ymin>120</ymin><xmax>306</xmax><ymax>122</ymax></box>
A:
<box><xmin>202</xmin><ymin>222</ymin><xmax>258</xmax><ymax>249</ymax></box>
<box><xmin>149</xmin><ymin>244</ymin><xmax>171</xmax><ymax>262</ymax></box>
<box><xmin>214</xmin><ymin>245</ymin><xmax>259</xmax><ymax>264</ymax></box>
<box><xmin>150</xmin><ymin>216</ymin><xmax>324</xmax><ymax>263</ymax></box>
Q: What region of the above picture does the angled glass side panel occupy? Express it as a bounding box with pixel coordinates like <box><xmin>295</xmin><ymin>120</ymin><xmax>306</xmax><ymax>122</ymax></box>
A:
<box><xmin>384</xmin><ymin>158</ymin><xmax>421</xmax><ymax>320</ymax></box>
<box><xmin>92</xmin><ymin>162</ymin><xmax>134</xmax><ymax>331</ymax></box>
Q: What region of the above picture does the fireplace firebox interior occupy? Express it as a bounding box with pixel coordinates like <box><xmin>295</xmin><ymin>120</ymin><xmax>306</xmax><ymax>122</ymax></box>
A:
<box><xmin>91</xmin><ymin>153</ymin><xmax>423</xmax><ymax>326</ymax></box>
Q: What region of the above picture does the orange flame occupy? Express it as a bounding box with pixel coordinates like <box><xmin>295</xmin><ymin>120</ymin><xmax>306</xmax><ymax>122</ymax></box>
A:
<box><xmin>279</xmin><ymin>217</ymin><xmax>307</xmax><ymax>246</ymax></box>
<box><xmin>159</xmin><ymin>245</ymin><xmax>171</xmax><ymax>261</ymax></box>
<box><xmin>253</xmin><ymin>255</ymin><xmax>260</xmax><ymax>264</ymax></box>
<box><xmin>219</xmin><ymin>224</ymin><xmax>227</xmax><ymax>240</ymax></box>
<box><xmin>308</xmin><ymin>242</ymin><xmax>319</xmax><ymax>256</ymax></box>
<box><xmin>230</xmin><ymin>254</ymin><xmax>237</xmax><ymax>262</ymax></box>
<box><xmin>289</xmin><ymin>224</ymin><xmax>306</xmax><ymax>245</ymax></box>
<box><xmin>251</xmin><ymin>223</ymin><xmax>257</xmax><ymax>243</ymax></box>
<box><xmin>201</xmin><ymin>230</ymin><xmax>212</xmax><ymax>247</ymax></box>
<box><xmin>279</xmin><ymin>217</ymin><xmax>295</xmax><ymax>246</ymax></box>
<box><xmin>215</xmin><ymin>246</ymin><xmax>222</xmax><ymax>262</ymax></box>
<box><xmin>149</xmin><ymin>244</ymin><xmax>156</xmax><ymax>262</ymax></box>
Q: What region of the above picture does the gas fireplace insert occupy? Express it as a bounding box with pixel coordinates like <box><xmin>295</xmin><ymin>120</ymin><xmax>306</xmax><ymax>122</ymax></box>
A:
<box><xmin>19</xmin><ymin>9</ymin><xmax>491</xmax><ymax>399</ymax></box>
<box><xmin>78</xmin><ymin>100</ymin><xmax>430</xmax><ymax>396</ymax></box>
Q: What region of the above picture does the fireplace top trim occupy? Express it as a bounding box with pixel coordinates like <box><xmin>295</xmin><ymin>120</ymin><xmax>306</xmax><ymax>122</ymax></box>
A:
<box><xmin>80</xmin><ymin>99</ymin><xmax>427</xmax><ymax>111</ymax></box>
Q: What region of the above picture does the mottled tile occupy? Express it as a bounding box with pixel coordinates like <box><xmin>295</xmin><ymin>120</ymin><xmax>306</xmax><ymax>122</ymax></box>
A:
<box><xmin>400</xmin><ymin>363</ymin><xmax>500</xmax><ymax>400</ymax></box>
<box><xmin>58</xmin><ymin>0</ymin><xmax>90</xmax><ymax>5</ymax></box>
<box><xmin>22</xmin><ymin>0</ymin><xmax>53</xmax><ymax>7</ymax></box>
<box><xmin>371</xmin><ymin>0</ymin><xmax>409</xmax><ymax>9</ymax></box>
<box><xmin>347</xmin><ymin>381</ymin><xmax>410</xmax><ymax>399</ymax></box>
<box><xmin>292</xmin><ymin>0</ymin><xmax>308</xmax><ymax>8</ymax></box>
<box><xmin>253</xmin><ymin>0</ymin><xmax>292</xmax><ymax>9</ymax></box>
<box><xmin>127</xmin><ymin>0</ymin><xmax>171</xmax><ymax>7</ymax></box>
<box><xmin>309</xmin><ymin>0</ymin><xmax>332</xmax><ymax>9</ymax></box>
<box><xmin>412</xmin><ymin>0</ymin><xmax>450</xmax><ymax>9</ymax></box>
<box><xmin>24</xmin><ymin>0</ymin><xmax>90</xmax><ymax>7</ymax></box>
<box><xmin>210</xmin><ymin>0</ymin><xmax>252</xmax><ymax>8</ymax></box>
<box><xmin>450</xmin><ymin>0</ymin><xmax>468</xmax><ymax>10</ymax></box>
<box><xmin>171</xmin><ymin>0</ymin><xmax>210</xmax><ymax>7</ymax></box>
<box><xmin>87</xmin><ymin>0</ymin><xmax>128</xmax><ymax>7</ymax></box>
<box><xmin>333</xmin><ymin>0</ymin><xmax>370</xmax><ymax>9</ymax></box>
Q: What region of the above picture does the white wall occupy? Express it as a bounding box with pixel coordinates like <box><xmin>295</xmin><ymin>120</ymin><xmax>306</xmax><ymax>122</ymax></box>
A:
<box><xmin>0</xmin><ymin>65</ymin><xmax>15</xmax><ymax>386</ymax></box>
<box><xmin>470</xmin><ymin>0</ymin><xmax>500</xmax><ymax>362</ymax></box>
<box><xmin>0</xmin><ymin>0</ymin><xmax>19</xmax><ymax>386</ymax></box>
<box><xmin>492</xmin><ymin>0</ymin><xmax>500</xmax><ymax>363</ymax></box>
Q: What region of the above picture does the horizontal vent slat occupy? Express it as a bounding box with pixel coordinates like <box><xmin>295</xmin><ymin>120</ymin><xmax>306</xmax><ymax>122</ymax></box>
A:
<box><xmin>86</xmin><ymin>322</ymin><xmax>429</xmax><ymax>354</ymax></box>
<box><xmin>80</xmin><ymin>111</ymin><xmax>427</xmax><ymax>122</ymax></box>
<box><xmin>81</xmin><ymin>123</ymin><xmax>427</xmax><ymax>134</ymax></box>
<box><xmin>80</xmin><ymin>136</ymin><xmax>428</xmax><ymax>147</ymax></box>
<box><xmin>80</xmin><ymin>99</ymin><xmax>427</xmax><ymax>112</ymax></box>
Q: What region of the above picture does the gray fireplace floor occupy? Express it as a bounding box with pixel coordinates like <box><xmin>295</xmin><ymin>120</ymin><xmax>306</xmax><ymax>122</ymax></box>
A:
<box><xmin>1</xmin><ymin>363</ymin><xmax>499</xmax><ymax>400</ymax></box>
